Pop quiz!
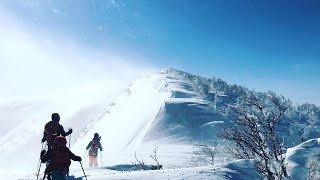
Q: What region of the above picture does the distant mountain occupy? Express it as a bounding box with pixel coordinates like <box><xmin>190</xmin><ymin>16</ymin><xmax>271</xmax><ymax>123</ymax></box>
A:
<box><xmin>145</xmin><ymin>68</ymin><xmax>320</xmax><ymax>147</ymax></box>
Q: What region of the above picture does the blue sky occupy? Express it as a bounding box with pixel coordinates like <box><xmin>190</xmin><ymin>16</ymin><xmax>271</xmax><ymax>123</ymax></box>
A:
<box><xmin>1</xmin><ymin>0</ymin><xmax>320</xmax><ymax>105</ymax></box>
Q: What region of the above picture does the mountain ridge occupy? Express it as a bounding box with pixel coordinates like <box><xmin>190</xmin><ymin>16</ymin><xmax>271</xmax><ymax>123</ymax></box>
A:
<box><xmin>143</xmin><ymin>68</ymin><xmax>320</xmax><ymax>147</ymax></box>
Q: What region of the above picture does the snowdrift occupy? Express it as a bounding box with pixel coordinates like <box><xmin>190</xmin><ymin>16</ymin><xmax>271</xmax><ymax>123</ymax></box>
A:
<box><xmin>286</xmin><ymin>138</ymin><xmax>320</xmax><ymax>180</ymax></box>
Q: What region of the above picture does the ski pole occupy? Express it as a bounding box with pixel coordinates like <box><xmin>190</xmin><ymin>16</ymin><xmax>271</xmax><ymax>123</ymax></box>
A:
<box><xmin>100</xmin><ymin>151</ymin><xmax>103</xmax><ymax>167</ymax></box>
<box><xmin>66</xmin><ymin>134</ymin><xmax>72</xmax><ymax>178</ymax></box>
<box><xmin>83</xmin><ymin>150</ymin><xmax>88</xmax><ymax>159</ymax></box>
<box><xmin>43</xmin><ymin>171</ymin><xmax>48</xmax><ymax>180</ymax></box>
<box><xmin>36</xmin><ymin>142</ymin><xmax>44</xmax><ymax>180</ymax></box>
<box><xmin>80</xmin><ymin>161</ymin><xmax>88</xmax><ymax>180</ymax></box>
<box><xmin>68</xmin><ymin>134</ymin><xmax>71</xmax><ymax>149</ymax></box>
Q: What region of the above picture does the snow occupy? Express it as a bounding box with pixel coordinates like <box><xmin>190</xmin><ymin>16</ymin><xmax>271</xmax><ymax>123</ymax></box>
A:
<box><xmin>71</xmin><ymin>74</ymin><xmax>172</xmax><ymax>159</ymax></box>
<box><xmin>19</xmin><ymin>143</ymin><xmax>262</xmax><ymax>180</ymax></box>
<box><xmin>201</xmin><ymin>121</ymin><xmax>224</xmax><ymax>128</ymax></box>
<box><xmin>286</xmin><ymin>138</ymin><xmax>320</xmax><ymax>180</ymax></box>
<box><xmin>0</xmin><ymin>69</ymin><xmax>319</xmax><ymax>179</ymax></box>
<box><xmin>68</xmin><ymin>160</ymin><xmax>261</xmax><ymax>180</ymax></box>
<box><xmin>166</xmin><ymin>98</ymin><xmax>208</xmax><ymax>104</ymax></box>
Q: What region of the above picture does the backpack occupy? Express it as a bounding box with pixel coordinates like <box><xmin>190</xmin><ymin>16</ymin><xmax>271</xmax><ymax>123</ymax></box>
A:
<box><xmin>89</xmin><ymin>138</ymin><xmax>100</xmax><ymax>157</ymax></box>
<box><xmin>46</xmin><ymin>145</ymin><xmax>71</xmax><ymax>174</ymax></box>
<box><xmin>45</xmin><ymin>121</ymin><xmax>61</xmax><ymax>145</ymax></box>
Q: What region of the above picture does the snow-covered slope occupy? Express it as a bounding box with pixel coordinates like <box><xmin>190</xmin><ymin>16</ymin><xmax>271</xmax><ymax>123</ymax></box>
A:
<box><xmin>286</xmin><ymin>138</ymin><xmax>320</xmax><ymax>180</ymax></box>
<box><xmin>1</xmin><ymin>68</ymin><xmax>320</xmax><ymax>179</ymax></box>
<box><xmin>145</xmin><ymin>69</ymin><xmax>230</xmax><ymax>142</ymax></box>
<box><xmin>0</xmin><ymin>72</ymin><xmax>171</xmax><ymax>169</ymax></box>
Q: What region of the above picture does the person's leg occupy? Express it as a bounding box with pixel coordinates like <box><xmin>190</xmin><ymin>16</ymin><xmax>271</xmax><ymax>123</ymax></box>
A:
<box><xmin>44</xmin><ymin>162</ymin><xmax>51</xmax><ymax>180</ymax></box>
<box><xmin>89</xmin><ymin>156</ymin><xmax>93</xmax><ymax>167</ymax></box>
<box><xmin>93</xmin><ymin>156</ymin><xmax>98</xmax><ymax>167</ymax></box>
<box><xmin>51</xmin><ymin>170</ymin><xmax>65</xmax><ymax>180</ymax></box>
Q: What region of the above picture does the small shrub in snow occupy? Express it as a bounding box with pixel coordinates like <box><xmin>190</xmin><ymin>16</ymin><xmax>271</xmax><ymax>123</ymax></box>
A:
<box><xmin>132</xmin><ymin>147</ymin><xmax>162</xmax><ymax>171</ymax></box>
<box><xmin>133</xmin><ymin>152</ymin><xmax>145</xmax><ymax>168</ymax></box>
<box><xmin>192</xmin><ymin>142</ymin><xmax>221</xmax><ymax>166</ymax></box>
<box><xmin>150</xmin><ymin>146</ymin><xmax>162</xmax><ymax>169</ymax></box>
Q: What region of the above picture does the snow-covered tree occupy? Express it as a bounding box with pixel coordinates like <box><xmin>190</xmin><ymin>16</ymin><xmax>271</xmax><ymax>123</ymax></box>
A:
<box><xmin>166</xmin><ymin>68</ymin><xmax>320</xmax><ymax>146</ymax></box>
<box><xmin>220</xmin><ymin>91</ymin><xmax>291</xmax><ymax>179</ymax></box>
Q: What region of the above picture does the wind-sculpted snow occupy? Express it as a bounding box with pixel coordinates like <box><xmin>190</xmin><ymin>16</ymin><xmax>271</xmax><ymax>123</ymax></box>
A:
<box><xmin>286</xmin><ymin>138</ymin><xmax>320</xmax><ymax>180</ymax></box>
<box><xmin>71</xmin><ymin>73</ymin><xmax>172</xmax><ymax>161</ymax></box>
<box><xmin>145</xmin><ymin>70</ymin><xmax>231</xmax><ymax>142</ymax></box>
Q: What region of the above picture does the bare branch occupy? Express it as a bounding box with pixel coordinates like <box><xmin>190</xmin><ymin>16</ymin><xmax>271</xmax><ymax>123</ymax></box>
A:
<box><xmin>220</xmin><ymin>91</ymin><xmax>290</xmax><ymax>179</ymax></box>
<box><xmin>133</xmin><ymin>152</ymin><xmax>144</xmax><ymax>167</ymax></box>
<box><xmin>150</xmin><ymin>146</ymin><xmax>161</xmax><ymax>167</ymax></box>
<box><xmin>194</xmin><ymin>142</ymin><xmax>221</xmax><ymax>165</ymax></box>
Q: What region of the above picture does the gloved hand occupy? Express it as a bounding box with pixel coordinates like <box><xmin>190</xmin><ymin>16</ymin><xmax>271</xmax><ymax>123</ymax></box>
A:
<box><xmin>41</xmin><ymin>137</ymin><xmax>46</xmax><ymax>143</ymax></box>
<box><xmin>40</xmin><ymin>150</ymin><xmax>46</xmax><ymax>157</ymax></box>
<box><xmin>76</xmin><ymin>156</ymin><xmax>82</xmax><ymax>162</ymax></box>
<box><xmin>68</xmin><ymin>128</ymin><xmax>73</xmax><ymax>134</ymax></box>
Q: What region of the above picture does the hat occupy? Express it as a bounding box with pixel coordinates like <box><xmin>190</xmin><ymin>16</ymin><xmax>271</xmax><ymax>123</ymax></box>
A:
<box><xmin>94</xmin><ymin>133</ymin><xmax>99</xmax><ymax>138</ymax></box>
<box><xmin>52</xmin><ymin>113</ymin><xmax>60</xmax><ymax>122</ymax></box>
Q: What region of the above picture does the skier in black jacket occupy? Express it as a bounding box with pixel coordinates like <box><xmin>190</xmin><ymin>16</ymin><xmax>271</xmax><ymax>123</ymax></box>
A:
<box><xmin>41</xmin><ymin>113</ymin><xmax>72</xmax><ymax>147</ymax></box>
